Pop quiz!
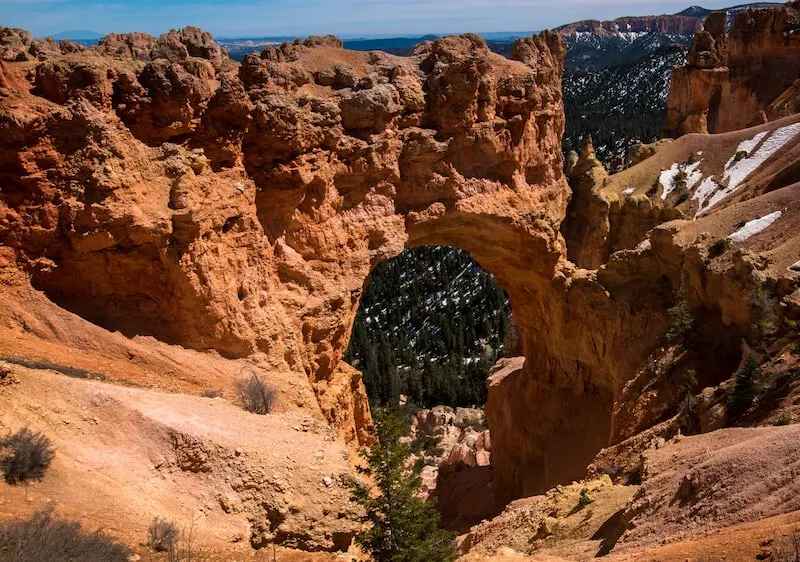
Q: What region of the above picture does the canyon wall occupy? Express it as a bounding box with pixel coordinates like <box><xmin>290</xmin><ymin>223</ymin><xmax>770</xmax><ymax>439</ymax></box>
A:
<box><xmin>1</xmin><ymin>26</ymin><xmax>601</xmax><ymax>498</ymax></box>
<box><xmin>665</xmin><ymin>2</ymin><xmax>800</xmax><ymax>137</ymax></box>
<box><xmin>2</xmin><ymin>15</ymin><xmax>800</xmax><ymax>513</ymax></box>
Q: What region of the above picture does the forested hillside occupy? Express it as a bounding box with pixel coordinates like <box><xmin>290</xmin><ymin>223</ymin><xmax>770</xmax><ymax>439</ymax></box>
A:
<box><xmin>344</xmin><ymin>247</ymin><xmax>511</xmax><ymax>409</ymax></box>
<box><xmin>562</xmin><ymin>44</ymin><xmax>688</xmax><ymax>168</ymax></box>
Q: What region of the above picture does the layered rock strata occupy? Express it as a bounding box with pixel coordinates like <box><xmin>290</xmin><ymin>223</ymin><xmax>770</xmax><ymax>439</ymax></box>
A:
<box><xmin>1</xmin><ymin>18</ymin><xmax>799</xmax><ymax>517</ymax></box>
<box><xmin>1</xmin><ymin>26</ymin><xmax>583</xmax><ymax>500</ymax></box>
<box><xmin>665</xmin><ymin>2</ymin><xmax>800</xmax><ymax>136</ymax></box>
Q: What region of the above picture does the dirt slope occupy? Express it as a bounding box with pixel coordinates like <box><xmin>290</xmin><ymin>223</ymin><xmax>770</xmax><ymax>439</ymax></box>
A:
<box><xmin>0</xmin><ymin>363</ymin><xmax>361</xmax><ymax>556</ymax></box>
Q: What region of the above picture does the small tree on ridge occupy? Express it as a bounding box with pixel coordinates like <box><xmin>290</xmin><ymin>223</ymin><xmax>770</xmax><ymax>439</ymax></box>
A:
<box><xmin>350</xmin><ymin>409</ymin><xmax>456</xmax><ymax>562</ymax></box>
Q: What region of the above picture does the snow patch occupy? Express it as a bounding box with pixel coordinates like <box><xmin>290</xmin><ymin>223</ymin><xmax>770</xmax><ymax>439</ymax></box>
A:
<box><xmin>692</xmin><ymin>176</ymin><xmax>720</xmax><ymax>218</ymax></box>
<box><xmin>623</xmin><ymin>187</ymin><xmax>635</xmax><ymax>196</ymax></box>
<box><xmin>724</xmin><ymin>124</ymin><xmax>800</xmax><ymax>192</ymax></box>
<box><xmin>728</xmin><ymin>211</ymin><xmax>783</xmax><ymax>243</ymax></box>
<box><xmin>789</xmin><ymin>261</ymin><xmax>800</xmax><ymax>274</ymax></box>
<box><xmin>659</xmin><ymin>161</ymin><xmax>702</xmax><ymax>200</ymax></box>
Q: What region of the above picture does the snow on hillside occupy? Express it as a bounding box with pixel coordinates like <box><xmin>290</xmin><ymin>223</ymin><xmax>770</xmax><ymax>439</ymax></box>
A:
<box><xmin>660</xmin><ymin>161</ymin><xmax>702</xmax><ymax>199</ymax></box>
<box><xmin>724</xmin><ymin>123</ymin><xmax>800</xmax><ymax>191</ymax></box>
<box><xmin>563</xmin><ymin>46</ymin><xmax>687</xmax><ymax>168</ymax></box>
<box><xmin>729</xmin><ymin>211</ymin><xmax>783</xmax><ymax>243</ymax></box>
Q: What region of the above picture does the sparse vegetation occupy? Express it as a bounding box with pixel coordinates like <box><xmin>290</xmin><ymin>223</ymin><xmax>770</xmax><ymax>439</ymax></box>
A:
<box><xmin>710</xmin><ymin>237</ymin><xmax>730</xmax><ymax>258</ymax></box>
<box><xmin>666</xmin><ymin>299</ymin><xmax>694</xmax><ymax>343</ymax></box>
<box><xmin>200</xmin><ymin>389</ymin><xmax>222</xmax><ymax>399</ymax></box>
<box><xmin>578</xmin><ymin>487</ymin><xmax>594</xmax><ymax>508</ymax></box>
<box><xmin>734</xmin><ymin>150</ymin><xmax>748</xmax><ymax>161</ymax></box>
<box><xmin>750</xmin><ymin>282</ymin><xmax>780</xmax><ymax>344</ymax></box>
<box><xmin>411</xmin><ymin>430</ymin><xmax>444</xmax><ymax>459</ymax></box>
<box><xmin>774</xmin><ymin>413</ymin><xmax>792</xmax><ymax>426</ymax></box>
<box><xmin>687</xmin><ymin>152</ymin><xmax>698</xmax><ymax>165</ymax></box>
<box><xmin>462</xmin><ymin>417</ymin><xmax>489</xmax><ymax>433</ymax></box>
<box><xmin>0</xmin><ymin>426</ymin><xmax>56</xmax><ymax>485</ymax></box>
<box><xmin>772</xmin><ymin>527</ymin><xmax>800</xmax><ymax>562</ymax></box>
<box><xmin>672</xmin><ymin>169</ymin><xmax>688</xmax><ymax>191</ymax></box>
<box><xmin>351</xmin><ymin>409</ymin><xmax>456</xmax><ymax>562</ymax></box>
<box><xmin>0</xmin><ymin>506</ymin><xmax>131</xmax><ymax>561</ymax></box>
<box><xmin>235</xmin><ymin>372</ymin><xmax>277</xmax><ymax>415</ymax></box>
<box><xmin>147</xmin><ymin>517</ymin><xmax>178</xmax><ymax>553</ymax></box>
<box><xmin>728</xmin><ymin>354</ymin><xmax>762</xmax><ymax>418</ymax></box>
<box><xmin>0</xmin><ymin>355</ymin><xmax>106</xmax><ymax>381</ymax></box>
<box><xmin>147</xmin><ymin>517</ymin><xmax>207</xmax><ymax>561</ymax></box>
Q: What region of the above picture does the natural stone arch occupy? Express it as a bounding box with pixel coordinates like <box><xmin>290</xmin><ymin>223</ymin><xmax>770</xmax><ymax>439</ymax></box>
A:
<box><xmin>1</xmin><ymin>28</ymin><xmax>656</xmax><ymax>506</ymax></box>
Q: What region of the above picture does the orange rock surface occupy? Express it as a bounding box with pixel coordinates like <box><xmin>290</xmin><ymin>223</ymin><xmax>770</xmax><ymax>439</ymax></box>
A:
<box><xmin>665</xmin><ymin>2</ymin><xmax>800</xmax><ymax>136</ymax></box>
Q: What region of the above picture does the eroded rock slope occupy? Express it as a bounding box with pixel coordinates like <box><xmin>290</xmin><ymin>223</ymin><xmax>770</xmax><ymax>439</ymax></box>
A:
<box><xmin>1</xmin><ymin>14</ymin><xmax>799</xmax><ymax>535</ymax></box>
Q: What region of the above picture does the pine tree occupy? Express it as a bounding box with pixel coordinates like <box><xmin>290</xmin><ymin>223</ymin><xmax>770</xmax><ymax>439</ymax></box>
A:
<box><xmin>350</xmin><ymin>410</ymin><xmax>456</xmax><ymax>562</ymax></box>
<box><xmin>729</xmin><ymin>354</ymin><xmax>761</xmax><ymax>417</ymax></box>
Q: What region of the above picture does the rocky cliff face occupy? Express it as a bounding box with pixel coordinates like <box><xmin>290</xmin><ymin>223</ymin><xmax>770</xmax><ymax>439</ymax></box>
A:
<box><xmin>665</xmin><ymin>2</ymin><xmax>800</xmax><ymax>136</ymax></box>
<box><xmin>0</xmin><ymin>25</ymin><xmax>575</xmax><ymax>491</ymax></box>
<box><xmin>1</xmin><ymin>16</ymin><xmax>800</xmax><ymax>525</ymax></box>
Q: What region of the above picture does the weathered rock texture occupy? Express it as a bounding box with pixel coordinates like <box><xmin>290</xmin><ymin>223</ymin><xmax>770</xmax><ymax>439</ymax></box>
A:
<box><xmin>2</xmin><ymin>18</ymin><xmax>800</xmax><ymax>519</ymax></box>
<box><xmin>561</xmin><ymin>138</ymin><xmax>679</xmax><ymax>269</ymax></box>
<box><xmin>0</xmin><ymin>27</ymin><xmax>584</xmax><ymax>500</ymax></box>
<box><xmin>0</xmin><ymin>365</ymin><xmax>361</xmax><ymax>553</ymax></box>
<box><xmin>665</xmin><ymin>3</ymin><xmax>800</xmax><ymax>137</ymax></box>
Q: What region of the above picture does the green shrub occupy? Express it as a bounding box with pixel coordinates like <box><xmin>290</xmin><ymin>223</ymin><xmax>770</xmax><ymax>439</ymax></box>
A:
<box><xmin>734</xmin><ymin>150</ymin><xmax>748</xmax><ymax>161</ymax></box>
<box><xmin>774</xmin><ymin>413</ymin><xmax>792</xmax><ymax>426</ymax></box>
<box><xmin>681</xmin><ymin>369</ymin><xmax>697</xmax><ymax>400</ymax></box>
<box><xmin>728</xmin><ymin>354</ymin><xmax>761</xmax><ymax>417</ymax></box>
<box><xmin>578</xmin><ymin>488</ymin><xmax>594</xmax><ymax>508</ymax></box>
<box><xmin>710</xmin><ymin>238</ymin><xmax>730</xmax><ymax>258</ymax></box>
<box><xmin>411</xmin><ymin>431</ymin><xmax>444</xmax><ymax>458</ymax></box>
<box><xmin>666</xmin><ymin>300</ymin><xmax>694</xmax><ymax>343</ymax></box>
<box><xmin>0</xmin><ymin>507</ymin><xmax>131</xmax><ymax>561</ymax></box>
<box><xmin>351</xmin><ymin>410</ymin><xmax>456</xmax><ymax>562</ymax></box>
<box><xmin>0</xmin><ymin>427</ymin><xmax>55</xmax><ymax>484</ymax></box>
<box><xmin>672</xmin><ymin>169</ymin><xmax>688</xmax><ymax>191</ymax></box>
<box><xmin>750</xmin><ymin>283</ymin><xmax>779</xmax><ymax>342</ymax></box>
<box><xmin>235</xmin><ymin>373</ymin><xmax>277</xmax><ymax>415</ymax></box>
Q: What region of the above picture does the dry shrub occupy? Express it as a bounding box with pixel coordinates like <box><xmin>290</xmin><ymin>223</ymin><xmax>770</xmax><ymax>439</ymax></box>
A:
<box><xmin>0</xmin><ymin>506</ymin><xmax>130</xmax><ymax>561</ymax></box>
<box><xmin>236</xmin><ymin>373</ymin><xmax>277</xmax><ymax>415</ymax></box>
<box><xmin>0</xmin><ymin>426</ymin><xmax>55</xmax><ymax>484</ymax></box>
<box><xmin>147</xmin><ymin>517</ymin><xmax>178</xmax><ymax>552</ymax></box>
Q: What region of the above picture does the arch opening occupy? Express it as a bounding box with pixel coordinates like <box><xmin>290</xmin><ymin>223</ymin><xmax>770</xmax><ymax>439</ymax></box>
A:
<box><xmin>345</xmin><ymin>245</ymin><xmax>518</xmax><ymax>411</ymax></box>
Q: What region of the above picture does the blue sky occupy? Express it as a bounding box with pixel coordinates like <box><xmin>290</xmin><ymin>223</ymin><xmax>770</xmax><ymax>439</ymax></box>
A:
<box><xmin>2</xmin><ymin>0</ymin><xmax>750</xmax><ymax>38</ymax></box>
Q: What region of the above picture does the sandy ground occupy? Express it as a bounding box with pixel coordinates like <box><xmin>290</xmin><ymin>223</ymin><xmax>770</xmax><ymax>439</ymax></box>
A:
<box><xmin>0</xmin><ymin>364</ymin><xmax>361</xmax><ymax>558</ymax></box>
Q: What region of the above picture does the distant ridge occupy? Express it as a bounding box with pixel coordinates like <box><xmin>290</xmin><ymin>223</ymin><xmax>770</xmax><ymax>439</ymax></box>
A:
<box><xmin>51</xmin><ymin>30</ymin><xmax>102</xmax><ymax>40</ymax></box>
<box><xmin>676</xmin><ymin>2</ymin><xmax>781</xmax><ymax>17</ymax></box>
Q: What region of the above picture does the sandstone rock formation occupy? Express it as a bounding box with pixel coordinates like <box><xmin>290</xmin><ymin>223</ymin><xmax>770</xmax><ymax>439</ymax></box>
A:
<box><xmin>2</xmin><ymin>16</ymin><xmax>800</xmax><ymax>540</ymax></box>
<box><xmin>406</xmin><ymin>406</ymin><xmax>495</xmax><ymax>530</ymax></box>
<box><xmin>0</xmin><ymin>26</ymin><xmax>581</xmax><ymax>502</ymax></box>
<box><xmin>665</xmin><ymin>3</ymin><xmax>800</xmax><ymax>136</ymax></box>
